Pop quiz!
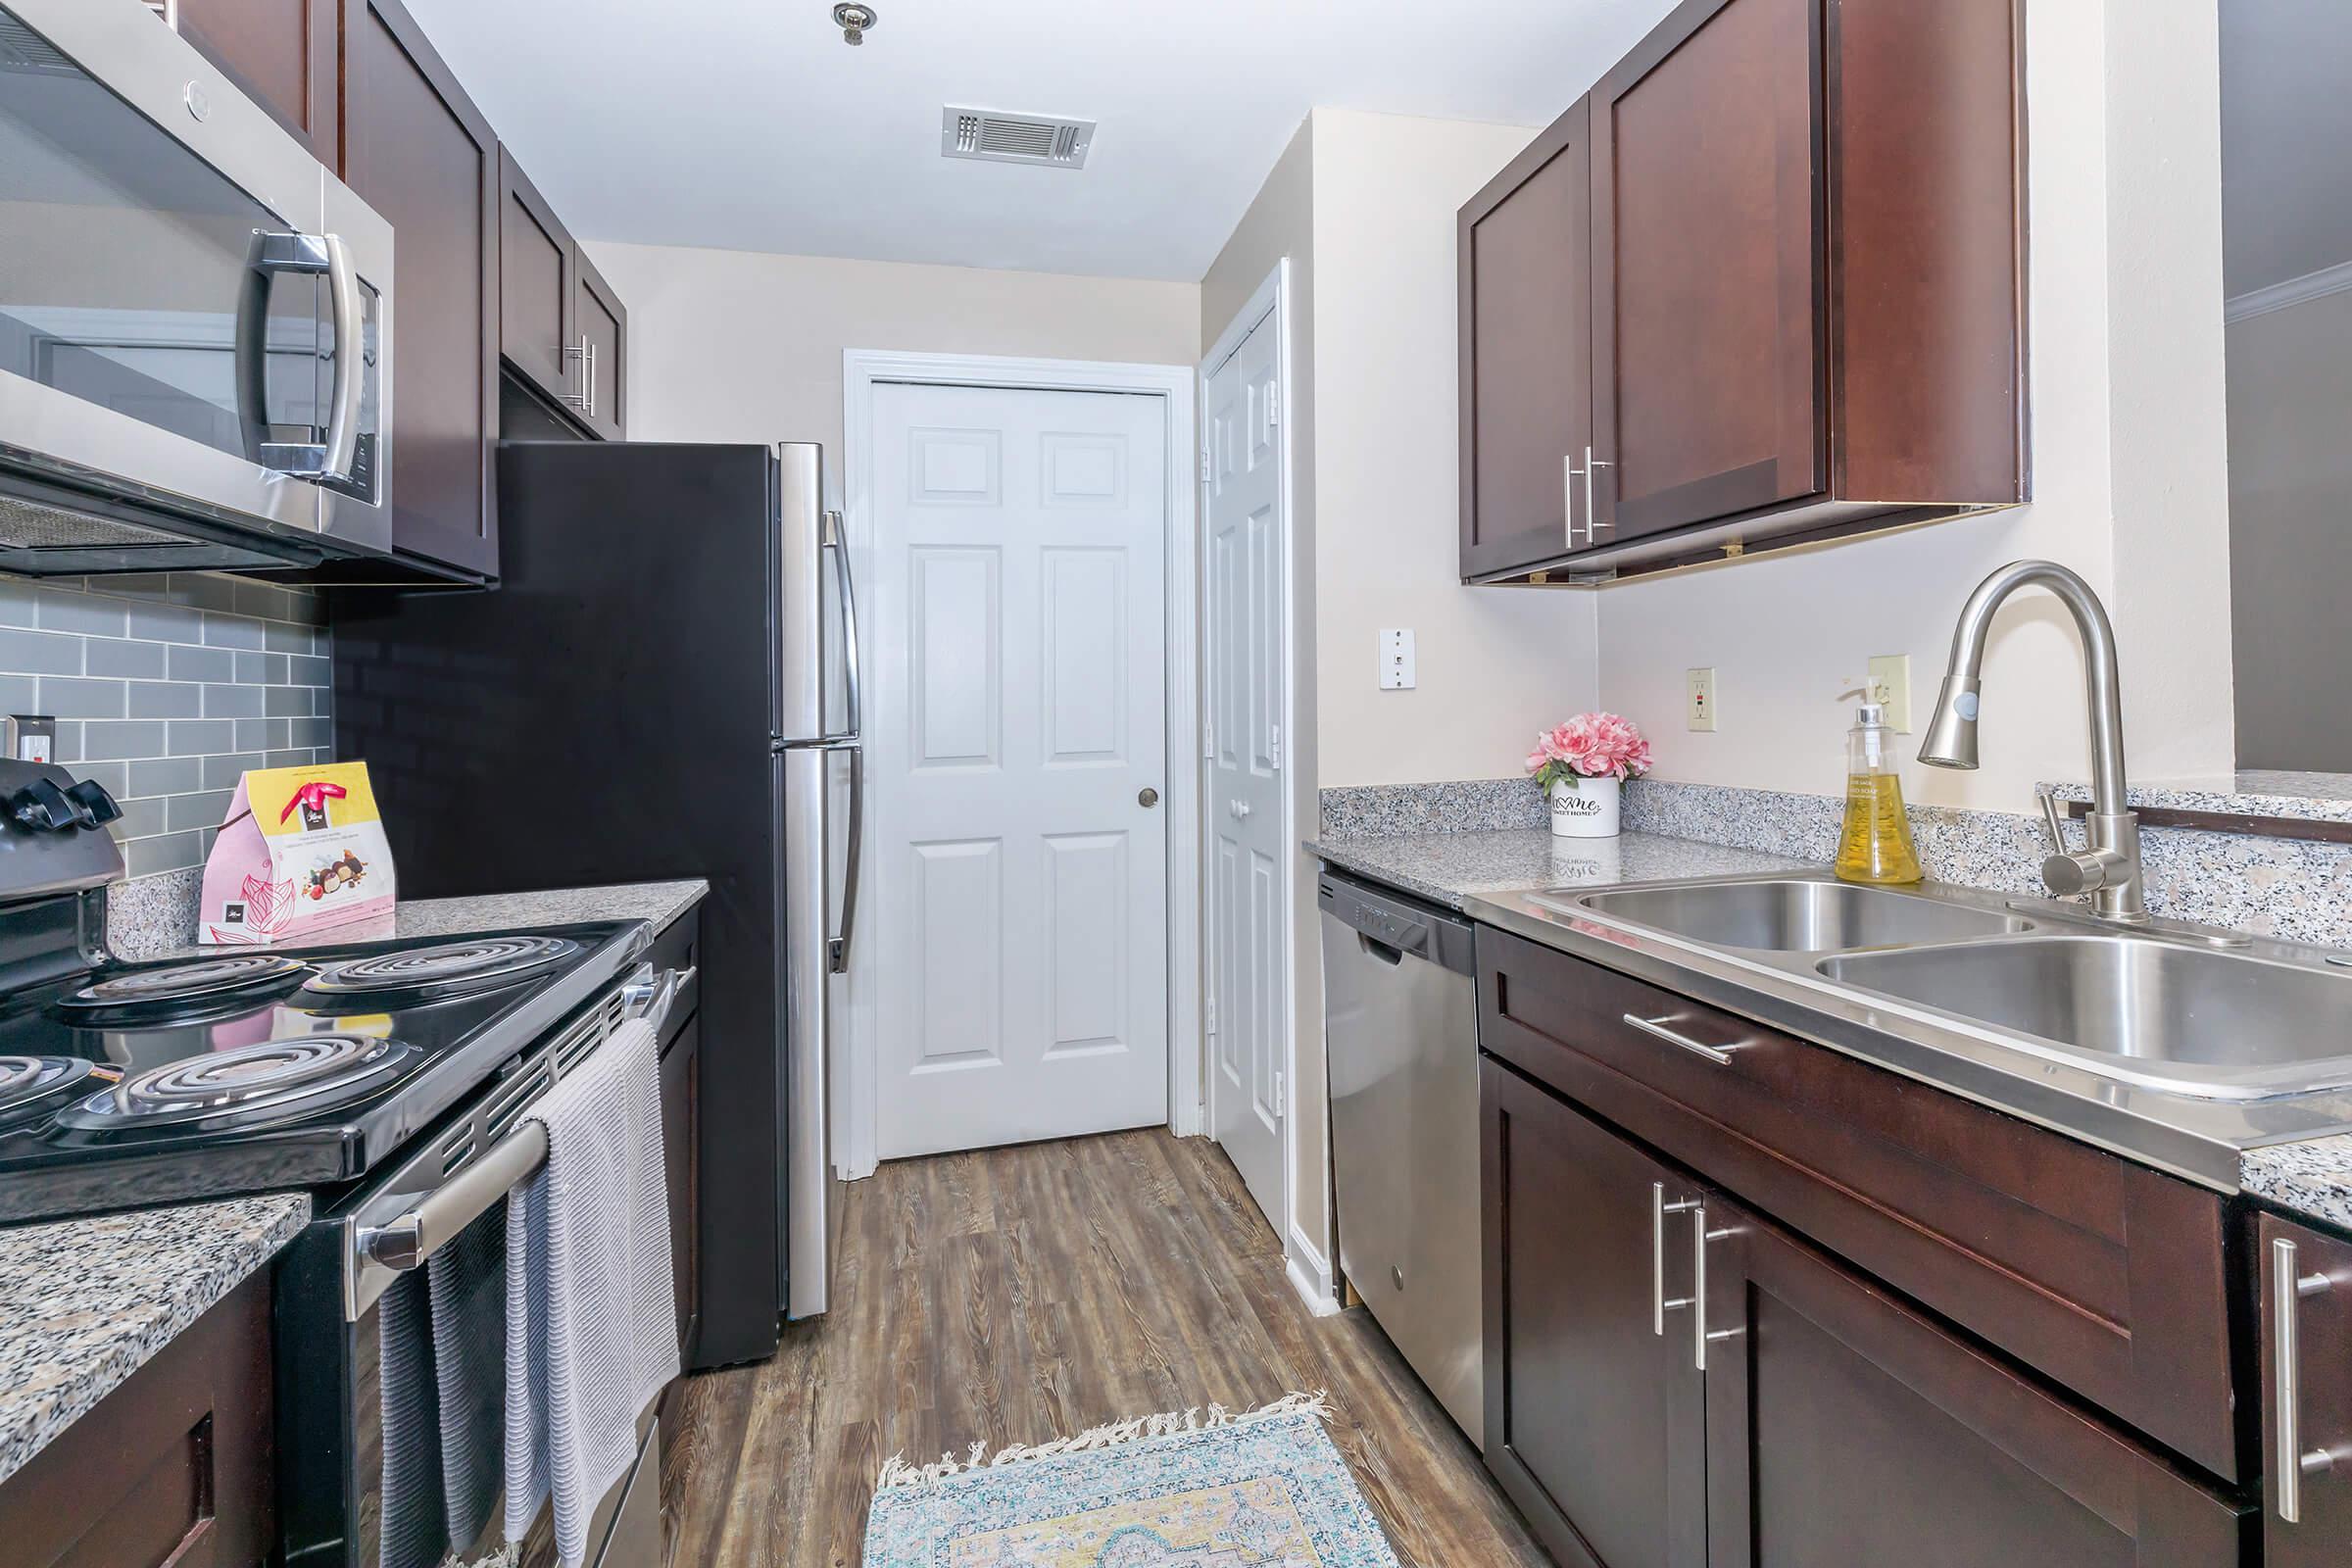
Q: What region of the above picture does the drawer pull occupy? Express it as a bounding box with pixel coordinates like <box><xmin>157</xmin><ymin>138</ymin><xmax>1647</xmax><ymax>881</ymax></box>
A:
<box><xmin>1623</xmin><ymin>1012</ymin><xmax>1748</xmax><ymax>1065</ymax></box>
<box><xmin>2274</xmin><ymin>1234</ymin><xmax>2339</xmax><ymax>1524</ymax></box>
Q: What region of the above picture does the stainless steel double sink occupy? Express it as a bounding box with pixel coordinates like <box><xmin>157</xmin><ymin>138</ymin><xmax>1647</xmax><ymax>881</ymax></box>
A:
<box><xmin>1526</xmin><ymin>876</ymin><xmax>2352</xmax><ymax>1102</ymax></box>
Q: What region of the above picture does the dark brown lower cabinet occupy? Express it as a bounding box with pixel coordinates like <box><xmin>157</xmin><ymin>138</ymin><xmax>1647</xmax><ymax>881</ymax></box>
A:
<box><xmin>0</xmin><ymin>1269</ymin><xmax>273</xmax><ymax>1567</ymax></box>
<box><xmin>1699</xmin><ymin>1191</ymin><xmax>2248</xmax><ymax>1567</ymax></box>
<box><xmin>2260</xmin><ymin>1214</ymin><xmax>2352</xmax><ymax>1566</ymax></box>
<box><xmin>661</xmin><ymin>1011</ymin><xmax>703</xmax><ymax>1365</ymax></box>
<box><xmin>1484</xmin><ymin>1054</ymin><xmax>2250</xmax><ymax>1568</ymax></box>
<box><xmin>1484</xmin><ymin>1059</ymin><xmax>1704</xmax><ymax>1568</ymax></box>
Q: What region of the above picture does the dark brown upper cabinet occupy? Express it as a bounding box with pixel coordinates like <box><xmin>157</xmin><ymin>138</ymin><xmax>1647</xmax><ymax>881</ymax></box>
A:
<box><xmin>1458</xmin><ymin>100</ymin><xmax>1594</xmax><ymax>582</ymax></box>
<box><xmin>2260</xmin><ymin>1213</ymin><xmax>2352</xmax><ymax>1568</ymax></box>
<box><xmin>1459</xmin><ymin>0</ymin><xmax>2026</xmax><ymax>583</ymax></box>
<box><xmin>500</xmin><ymin>150</ymin><xmax>629</xmax><ymax>440</ymax></box>
<box><xmin>341</xmin><ymin>0</ymin><xmax>504</xmax><ymax>581</ymax></box>
<box><xmin>171</xmin><ymin>0</ymin><xmax>337</xmax><ymax>162</ymax></box>
<box><xmin>575</xmin><ymin>248</ymin><xmax>629</xmax><ymax>441</ymax></box>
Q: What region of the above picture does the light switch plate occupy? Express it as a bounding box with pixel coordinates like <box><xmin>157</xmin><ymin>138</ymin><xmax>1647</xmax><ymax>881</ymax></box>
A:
<box><xmin>1868</xmin><ymin>654</ymin><xmax>1913</xmax><ymax>733</ymax></box>
<box><xmin>1380</xmin><ymin>628</ymin><xmax>1415</xmax><ymax>690</ymax></box>
<box><xmin>1687</xmin><ymin>667</ymin><xmax>1717</xmax><ymax>731</ymax></box>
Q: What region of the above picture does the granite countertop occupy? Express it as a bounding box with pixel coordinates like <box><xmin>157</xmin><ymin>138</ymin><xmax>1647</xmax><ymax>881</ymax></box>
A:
<box><xmin>2241</xmin><ymin>1138</ymin><xmax>2352</xmax><ymax>1233</ymax></box>
<box><xmin>0</xmin><ymin>1194</ymin><xmax>310</xmax><ymax>1486</ymax></box>
<box><xmin>133</xmin><ymin>877</ymin><xmax>709</xmax><ymax>962</ymax></box>
<box><xmin>1305</xmin><ymin>827</ymin><xmax>1809</xmax><ymax>909</ymax></box>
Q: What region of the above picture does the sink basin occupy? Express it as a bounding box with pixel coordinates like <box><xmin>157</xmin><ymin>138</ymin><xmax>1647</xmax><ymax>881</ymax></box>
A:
<box><xmin>1818</xmin><ymin>937</ymin><xmax>2352</xmax><ymax>1097</ymax></box>
<box><xmin>1545</xmin><ymin>879</ymin><xmax>2033</xmax><ymax>953</ymax></box>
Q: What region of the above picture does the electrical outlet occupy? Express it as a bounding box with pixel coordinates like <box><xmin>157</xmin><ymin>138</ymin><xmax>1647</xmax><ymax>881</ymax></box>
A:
<box><xmin>1868</xmin><ymin>654</ymin><xmax>1913</xmax><ymax>733</ymax></box>
<box><xmin>1379</xmin><ymin>628</ymin><xmax>1415</xmax><ymax>690</ymax></box>
<box><xmin>1687</xmin><ymin>667</ymin><xmax>1717</xmax><ymax>732</ymax></box>
<box><xmin>5</xmin><ymin>715</ymin><xmax>54</xmax><ymax>763</ymax></box>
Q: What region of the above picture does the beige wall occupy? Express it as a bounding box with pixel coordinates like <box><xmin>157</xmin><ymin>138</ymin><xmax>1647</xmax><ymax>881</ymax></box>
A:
<box><xmin>1595</xmin><ymin>0</ymin><xmax>2235</xmax><ymax>808</ymax></box>
<box><xmin>1310</xmin><ymin>110</ymin><xmax>1593</xmax><ymax>788</ymax></box>
<box><xmin>586</xmin><ymin>242</ymin><xmax>1201</xmax><ymax>495</ymax></box>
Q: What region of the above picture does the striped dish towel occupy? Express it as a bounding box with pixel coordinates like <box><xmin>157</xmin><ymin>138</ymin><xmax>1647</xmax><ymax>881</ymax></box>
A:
<box><xmin>502</xmin><ymin>1016</ymin><xmax>677</xmax><ymax>1567</ymax></box>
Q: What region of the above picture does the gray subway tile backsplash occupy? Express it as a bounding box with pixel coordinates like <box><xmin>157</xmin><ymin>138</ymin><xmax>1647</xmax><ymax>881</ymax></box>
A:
<box><xmin>0</xmin><ymin>574</ymin><xmax>332</xmax><ymax>878</ymax></box>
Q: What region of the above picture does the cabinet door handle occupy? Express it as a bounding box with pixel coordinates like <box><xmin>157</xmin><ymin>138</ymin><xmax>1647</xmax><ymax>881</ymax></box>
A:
<box><xmin>1585</xmin><ymin>445</ymin><xmax>1614</xmax><ymax>539</ymax></box>
<box><xmin>1623</xmin><ymin>1012</ymin><xmax>1748</xmax><ymax>1064</ymax></box>
<box><xmin>1562</xmin><ymin>453</ymin><xmax>1585</xmax><ymax>550</ymax></box>
<box><xmin>1653</xmin><ymin>1181</ymin><xmax>1699</xmax><ymax>1334</ymax></box>
<box><xmin>1690</xmin><ymin>1204</ymin><xmax>1742</xmax><ymax>1372</ymax></box>
<box><xmin>2275</xmin><ymin>1235</ymin><xmax>2339</xmax><ymax>1524</ymax></box>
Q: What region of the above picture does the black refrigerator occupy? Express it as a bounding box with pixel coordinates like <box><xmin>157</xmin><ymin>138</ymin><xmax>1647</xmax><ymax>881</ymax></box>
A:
<box><xmin>331</xmin><ymin>439</ymin><xmax>858</xmax><ymax>1368</ymax></box>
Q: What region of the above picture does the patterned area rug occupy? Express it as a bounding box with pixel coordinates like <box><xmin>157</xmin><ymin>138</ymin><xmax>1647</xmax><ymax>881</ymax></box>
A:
<box><xmin>863</xmin><ymin>1393</ymin><xmax>1401</xmax><ymax>1566</ymax></box>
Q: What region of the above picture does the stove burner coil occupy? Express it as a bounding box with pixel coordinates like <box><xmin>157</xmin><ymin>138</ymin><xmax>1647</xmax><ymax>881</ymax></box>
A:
<box><xmin>0</xmin><ymin>1054</ymin><xmax>91</xmax><ymax>1116</ymax></box>
<box><xmin>62</xmin><ymin>954</ymin><xmax>313</xmax><ymax>1014</ymax></box>
<box><xmin>53</xmin><ymin>1034</ymin><xmax>417</xmax><ymax>1130</ymax></box>
<box><xmin>304</xmin><ymin>936</ymin><xmax>579</xmax><ymax>999</ymax></box>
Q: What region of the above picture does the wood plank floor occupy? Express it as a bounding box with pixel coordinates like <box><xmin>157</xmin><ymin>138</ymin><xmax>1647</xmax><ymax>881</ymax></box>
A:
<box><xmin>660</xmin><ymin>1128</ymin><xmax>1547</xmax><ymax>1566</ymax></box>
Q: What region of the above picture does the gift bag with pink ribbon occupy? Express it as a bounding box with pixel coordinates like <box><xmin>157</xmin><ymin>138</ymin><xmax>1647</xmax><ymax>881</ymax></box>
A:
<box><xmin>198</xmin><ymin>761</ymin><xmax>397</xmax><ymax>945</ymax></box>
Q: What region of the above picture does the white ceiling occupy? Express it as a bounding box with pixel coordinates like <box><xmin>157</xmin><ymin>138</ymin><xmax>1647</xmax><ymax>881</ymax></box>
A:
<box><xmin>398</xmin><ymin>0</ymin><xmax>1677</xmax><ymax>281</ymax></box>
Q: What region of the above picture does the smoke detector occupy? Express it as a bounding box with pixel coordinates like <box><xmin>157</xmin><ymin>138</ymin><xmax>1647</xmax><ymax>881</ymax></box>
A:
<box><xmin>940</xmin><ymin>108</ymin><xmax>1095</xmax><ymax>170</ymax></box>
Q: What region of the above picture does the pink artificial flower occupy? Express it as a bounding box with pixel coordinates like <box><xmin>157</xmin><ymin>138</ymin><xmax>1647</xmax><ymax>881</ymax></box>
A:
<box><xmin>1525</xmin><ymin>711</ymin><xmax>1654</xmax><ymax>784</ymax></box>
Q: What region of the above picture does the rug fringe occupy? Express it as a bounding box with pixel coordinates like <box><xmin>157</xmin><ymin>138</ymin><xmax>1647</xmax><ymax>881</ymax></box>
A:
<box><xmin>873</xmin><ymin>1390</ymin><xmax>1332</xmax><ymax>1492</ymax></box>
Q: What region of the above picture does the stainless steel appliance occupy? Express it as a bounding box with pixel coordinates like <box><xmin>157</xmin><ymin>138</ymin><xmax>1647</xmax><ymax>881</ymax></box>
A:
<box><xmin>0</xmin><ymin>756</ymin><xmax>688</xmax><ymax>1566</ymax></box>
<box><xmin>1321</xmin><ymin>867</ymin><xmax>1485</xmax><ymax>1447</ymax></box>
<box><xmin>0</xmin><ymin>0</ymin><xmax>396</xmax><ymax>573</ymax></box>
<box><xmin>331</xmin><ymin>439</ymin><xmax>862</xmax><ymax>1363</ymax></box>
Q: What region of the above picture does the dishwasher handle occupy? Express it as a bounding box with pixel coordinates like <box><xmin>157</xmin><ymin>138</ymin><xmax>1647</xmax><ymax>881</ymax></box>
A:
<box><xmin>1317</xmin><ymin>869</ymin><xmax>1476</xmax><ymax>974</ymax></box>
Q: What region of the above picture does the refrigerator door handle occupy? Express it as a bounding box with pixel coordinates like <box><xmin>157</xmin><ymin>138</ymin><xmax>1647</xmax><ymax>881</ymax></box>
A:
<box><xmin>821</xmin><ymin>510</ymin><xmax>861</xmax><ymax>738</ymax></box>
<box><xmin>831</xmin><ymin>741</ymin><xmax>862</xmax><ymax>974</ymax></box>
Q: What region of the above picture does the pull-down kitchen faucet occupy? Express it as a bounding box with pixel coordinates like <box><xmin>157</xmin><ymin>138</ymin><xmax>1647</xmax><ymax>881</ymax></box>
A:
<box><xmin>1917</xmin><ymin>561</ymin><xmax>2148</xmax><ymax>924</ymax></box>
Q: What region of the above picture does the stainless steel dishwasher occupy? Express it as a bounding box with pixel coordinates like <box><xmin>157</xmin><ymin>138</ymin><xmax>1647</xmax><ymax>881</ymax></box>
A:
<box><xmin>1320</xmin><ymin>867</ymin><xmax>1484</xmax><ymax>1448</ymax></box>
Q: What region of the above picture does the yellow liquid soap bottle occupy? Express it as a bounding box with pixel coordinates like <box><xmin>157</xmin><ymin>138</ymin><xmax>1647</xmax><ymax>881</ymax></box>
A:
<box><xmin>1834</xmin><ymin>694</ymin><xmax>1923</xmax><ymax>885</ymax></box>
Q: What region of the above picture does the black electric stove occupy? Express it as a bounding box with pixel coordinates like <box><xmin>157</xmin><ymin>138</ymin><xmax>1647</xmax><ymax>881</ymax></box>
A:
<box><xmin>0</xmin><ymin>759</ymin><xmax>651</xmax><ymax>1225</ymax></box>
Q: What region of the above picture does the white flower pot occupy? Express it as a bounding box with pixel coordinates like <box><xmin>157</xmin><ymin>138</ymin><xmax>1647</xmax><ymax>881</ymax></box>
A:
<box><xmin>1548</xmin><ymin>775</ymin><xmax>1622</xmax><ymax>838</ymax></box>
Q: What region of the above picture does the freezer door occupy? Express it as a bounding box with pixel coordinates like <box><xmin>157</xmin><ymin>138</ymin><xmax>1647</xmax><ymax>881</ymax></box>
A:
<box><xmin>778</xmin><ymin>743</ymin><xmax>840</xmax><ymax>1319</ymax></box>
<box><xmin>775</xmin><ymin>442</ymin><xmax>827</xmax><ymax>742</ymax></box>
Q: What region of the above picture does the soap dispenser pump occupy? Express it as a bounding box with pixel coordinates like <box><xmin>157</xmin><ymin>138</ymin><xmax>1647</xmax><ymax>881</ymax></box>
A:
<box><xmin>1834</xmin><ymin>686</ymin><xmax>1923</xmax><ymax>885</ymax></box>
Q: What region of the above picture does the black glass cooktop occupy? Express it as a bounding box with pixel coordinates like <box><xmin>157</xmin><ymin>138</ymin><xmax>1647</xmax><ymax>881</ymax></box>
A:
<box><xmin>0</xmin><ymin>920</ymin><xmax>647</xmax><ymax>1223</ymax></box>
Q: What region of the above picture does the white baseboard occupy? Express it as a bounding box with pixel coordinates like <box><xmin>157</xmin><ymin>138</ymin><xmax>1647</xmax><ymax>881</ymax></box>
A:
<box><xmin>1286</xmin><ymin>1244</ymin><xmax>1339</xmax><ymax>1317</ymax></box>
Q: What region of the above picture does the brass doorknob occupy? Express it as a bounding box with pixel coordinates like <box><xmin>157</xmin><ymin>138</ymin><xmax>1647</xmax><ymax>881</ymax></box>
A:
<box><xmin>1138</xmin><ymin>787</ymin><xmax>1159</xmax><ymax>808</ymax></box>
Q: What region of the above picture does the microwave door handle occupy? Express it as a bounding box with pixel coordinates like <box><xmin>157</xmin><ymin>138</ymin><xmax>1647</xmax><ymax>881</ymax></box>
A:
<box><xmin>315</xmin><ymin>233</ymin><xmax>366</xmax><ymax>483</ymax></box>
<box><xmin>238</xmin><ymin>231</ymin><xmax>365</xmax><ymax>484</ymax></box>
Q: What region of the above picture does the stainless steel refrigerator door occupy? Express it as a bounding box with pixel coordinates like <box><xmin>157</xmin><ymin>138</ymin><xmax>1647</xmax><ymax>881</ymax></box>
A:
<box><xmin>1324</xmin><ymin>902</ymin><xmax>1485</xmax><ymax>1448</ymax></box>
<box><xmin>778</xmin><ymin>742</ymin><xmax>842</xmax><ymax>1320</ymax></box>
<box><xmin>774</xmin><ymin>442</ymin><xmax>828</xmax><ymax>743</ymax></box>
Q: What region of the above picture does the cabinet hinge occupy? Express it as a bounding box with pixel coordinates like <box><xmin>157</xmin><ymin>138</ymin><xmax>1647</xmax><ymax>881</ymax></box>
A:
<box><xmin>1202</xmin><ymin>719</ymin><xmax>1215</xmax><ymax>760</ymax></box>
<box><xmin>1200</xmin><ymin>448</ymin><xmax>1213</xmax><ymax>483</ymax></box>
<box><xmin>1273</xmin><ymin>1067</ymin><xmax>1287</xmax><ymax>1117</ymax></box>
<box><xmin>1266</xmin><ymin>381</ymin><xmax>1280</xmax><ymax>428</ymax></box>
<box><xmin>1268</xmin><ymin>723</ymin><xmax>1282</xmax><ymax>769</ymax></box>
<box><xmin>1205</xmin><ymin>996</ymin><xmax>1217</xmax><ymax>1036</ymax></box>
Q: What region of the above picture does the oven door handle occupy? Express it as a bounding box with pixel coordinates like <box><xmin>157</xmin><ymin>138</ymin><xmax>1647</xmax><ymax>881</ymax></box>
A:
<box><xmin>357</xmin><ymin>1120</ymin><xmax>548</xmax><ymax>1274</ymax></box>
<box><xmin>348</xmin><ymin>963</ymin><xmax>695</xmax><ymax>1301</ymax></box>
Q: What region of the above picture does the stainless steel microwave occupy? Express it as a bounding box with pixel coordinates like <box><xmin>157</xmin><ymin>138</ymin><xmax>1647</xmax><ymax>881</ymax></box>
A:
<box><xmin>0</xmin><ymin>0</ymin><xmax>395</xmax><ymax>574</ymax></box>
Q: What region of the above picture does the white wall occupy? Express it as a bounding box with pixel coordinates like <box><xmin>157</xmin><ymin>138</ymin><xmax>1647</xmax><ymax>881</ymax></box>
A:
<box><xmin>1310</xmin><ymin>110</ymin><xmax>1597</xmax><ymax>787</ymax></box>
<box><xmin>587</xmin><ymin>242</ymin><xmax>1201</xmax><ymax>495</ymax></box>
<box><xmin>1595</xmin><ymin>0</ymin><xmax>2235</xmax><ymax>808</ymax></box>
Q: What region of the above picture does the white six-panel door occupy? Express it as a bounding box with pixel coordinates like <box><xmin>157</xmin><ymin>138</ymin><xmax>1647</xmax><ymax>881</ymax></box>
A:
<box><xmin>869</xmin><ymin>381</ymin><xmax>1170</xmax><ymax>1159</ymax></box>
<box><xmin>1203</xmin><ymin>311</ymin><xmax>1287</xmax><ymax>1229</ymax></box>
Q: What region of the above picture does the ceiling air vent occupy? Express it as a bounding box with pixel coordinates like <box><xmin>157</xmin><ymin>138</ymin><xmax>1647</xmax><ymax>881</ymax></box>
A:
<box><xmin>941</xmin><ymin>107</ymin><xmax>1094</xmax><ymax>170</ymax></box>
